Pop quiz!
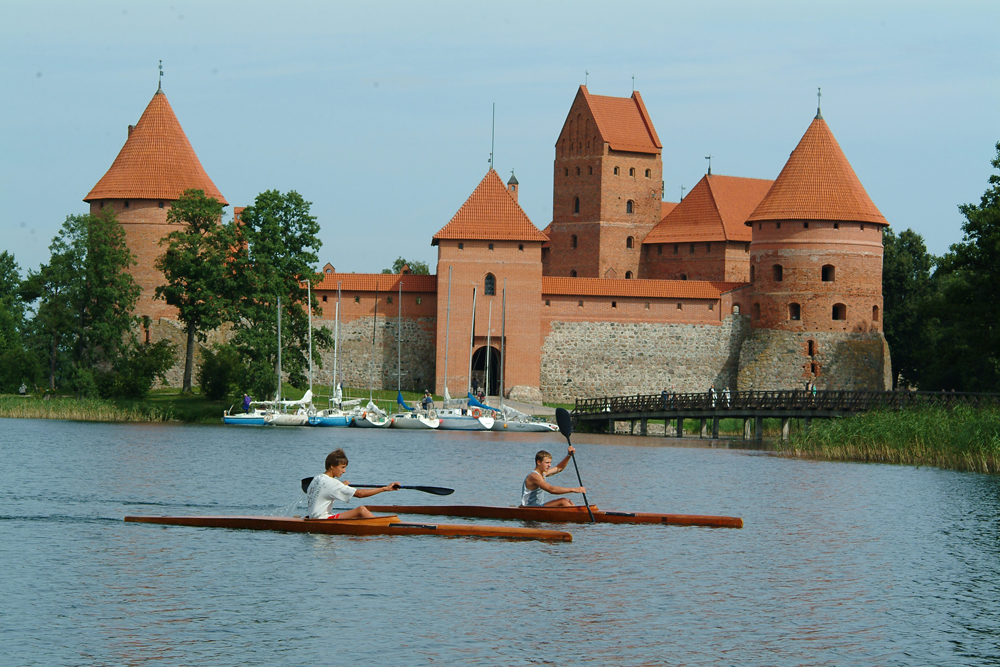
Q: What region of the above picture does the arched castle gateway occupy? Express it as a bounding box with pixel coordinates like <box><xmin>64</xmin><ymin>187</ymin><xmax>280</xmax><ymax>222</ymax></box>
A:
<box><xmin>88</xmin><ymin>86</ymin><xmax>891</xmax><ymax>400</ymax></box>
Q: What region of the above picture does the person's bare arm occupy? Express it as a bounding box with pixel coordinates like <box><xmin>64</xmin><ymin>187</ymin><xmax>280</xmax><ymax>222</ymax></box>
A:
<box><xmin>352</xmin><ymin>483</ymin><xmax>401</xmax><ymax>499</ymax></box>
<box><xmin>528</xmin><ymin>471</ymin><xmax>584</xmax><ymax>496</ymax></box>
<box><xmin>546</xmin><ymin>446</ymin><xmax>576</xmax><ymax>475</ymax></box>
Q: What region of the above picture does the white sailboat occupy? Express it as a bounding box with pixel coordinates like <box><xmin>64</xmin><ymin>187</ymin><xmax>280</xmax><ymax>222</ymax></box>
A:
<box><xmin>310</xmin><ymin>282</ymin><xmax>353</xmax><ymax>427</ymax></box>
<box><xmin>351</xmin><ymin>284</ymin><xmax>391</xmax><ymax>428</ymax></box>
<box><xmin>437</xmin><ymin>285</ymin><xmax>494</xmax><ymax>431</ymax></box>
<box><xmin>264</xmin><ymin>296</ymin><xmax>309</xmax><ymax>426</ymax></box>
<box><xmin>389</xmin><ymin>279</ymin><xmax>439</xmax><ymax>430</ymax></box>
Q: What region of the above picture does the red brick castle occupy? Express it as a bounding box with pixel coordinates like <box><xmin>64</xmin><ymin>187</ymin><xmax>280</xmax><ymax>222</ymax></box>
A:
<box><xmin>87</xmin><ymin>86</ymin><xmax>891</xmax><ymax>400</ymax></box>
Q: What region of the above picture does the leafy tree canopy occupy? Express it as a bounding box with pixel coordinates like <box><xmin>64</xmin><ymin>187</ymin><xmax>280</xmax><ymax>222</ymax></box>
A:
<box><xmin>882</xmin><ymin>228</ymin><xmax>933</xmax><ymax>389</ymax></box>
<box><xmin>382</xmin><ymin>257</ymin><xmax>430</xmax><ymax>275</ymax></box>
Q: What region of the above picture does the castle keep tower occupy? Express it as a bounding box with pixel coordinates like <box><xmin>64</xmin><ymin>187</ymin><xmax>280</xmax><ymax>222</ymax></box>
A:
<box><xmin>737</xmin><ymin>109</ymin><xmax>891</xmax><ymax>391</ymax></box>
<box><xmin>84</xmin><ymin>87</ymin><xmax>227</xmax><ymax>320</ymax></box>
<box><xmin>433</xmin><ymin>170</ymin><xmax>548</xmax><ymax>401</ymax></box>
<box><xmin>544</xmin><ymin>86</ymin><xmax>662</xmax><ymax>280</ymax></box>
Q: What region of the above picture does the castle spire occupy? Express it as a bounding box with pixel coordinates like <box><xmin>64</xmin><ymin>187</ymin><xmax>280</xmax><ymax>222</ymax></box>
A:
<box><xmin>816</xmin><ymin>87</ymin><xmax>822</xmax><ymax>120</ymax></box>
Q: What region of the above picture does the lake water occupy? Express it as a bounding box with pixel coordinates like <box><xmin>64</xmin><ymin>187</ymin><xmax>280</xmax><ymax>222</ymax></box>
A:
<box><xmin>2</xmin><ymin>418</ymin><xmax>999</xmax><ymax>666</ymax></box>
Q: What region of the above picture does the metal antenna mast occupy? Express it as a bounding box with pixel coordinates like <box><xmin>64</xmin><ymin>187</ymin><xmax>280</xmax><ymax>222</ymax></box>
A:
<box><xmin>158</xmin><ymin>60</ymin><xmax>163</xmax><ymax>91</ymax></box>
<box><xmin>490</xmin><ymin>103</ymin><xmax>495</xmax><ymax>170</ymax></box>
<box><xmin>705</xmin><ymin>155</ymin><xmax>712</xmax><ymax>176</ymax></box>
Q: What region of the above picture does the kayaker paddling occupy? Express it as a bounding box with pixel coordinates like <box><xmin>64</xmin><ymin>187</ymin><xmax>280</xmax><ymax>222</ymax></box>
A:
<box><xmin>307</xmin><ymin>448</ymin><xmax>401</xmax><ymax>519</ymax></box>
<box><xmin>521</xmin><ymin>448</ymin><xmax>586</xmax><ymax>507</ymax></box>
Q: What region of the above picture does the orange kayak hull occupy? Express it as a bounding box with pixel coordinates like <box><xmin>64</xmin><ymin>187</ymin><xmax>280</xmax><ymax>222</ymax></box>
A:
<box><xmin>365</xmin><ymin>505</ymin><xmax>743</xmax><ymax>529</ymax></box>
<box><xmin>123</xmin><ymin>514</ymin><xmax>572</xmax><ymax>541</ymax></box>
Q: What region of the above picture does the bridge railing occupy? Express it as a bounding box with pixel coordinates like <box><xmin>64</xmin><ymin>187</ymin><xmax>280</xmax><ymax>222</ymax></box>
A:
<box><xmin>574</xmin><ymin>390</ymin><xmax>1000</xmax><ymax>415</ymax></box>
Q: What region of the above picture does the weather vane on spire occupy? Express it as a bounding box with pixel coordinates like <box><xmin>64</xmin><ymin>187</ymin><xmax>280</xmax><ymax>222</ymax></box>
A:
<box><xmin>816</xmin><ymin>87</ymin><xmax>822</xmax><ymax>119</ymax></box>
<box><xmin>632</xmin><ymin>74</ymin><xmax>635</xmax><ymax>92</ymax></box>
<box><xmin>585</xmin><ymin>70</ymin><xmax>589</xmax><ymax>85</ymax></box>
<box><xmin>158</xmin><ymin>60</ymin><xmax>164</xmax><ymax>91</ymax></box>
<box><xmin>705</xmin><ymin>154</ymin><xmax>712</xmax><ymax>176</ymax></box>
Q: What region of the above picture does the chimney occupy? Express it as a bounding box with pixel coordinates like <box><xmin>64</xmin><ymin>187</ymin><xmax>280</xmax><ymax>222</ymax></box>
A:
<box><xmin>128</xmin><ymin>124</ymin><xmax>134</xmax><ymax>138</ymax></box>
<box><xmin>507</xmin><ymin>171</ymin><xmax>519</xmax><ymax>204</ymax></box>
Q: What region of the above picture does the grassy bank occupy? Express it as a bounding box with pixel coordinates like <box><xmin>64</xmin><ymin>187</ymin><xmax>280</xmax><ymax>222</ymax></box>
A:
<box><xmin>777</xmin><ymin>405</ymin><xmax>1000</xmax><ymax>473</ymax></box>
<box><xmin>0</xmin><ymin>395</ymin><xmax>174</xmax><ymax>422</ymax></box>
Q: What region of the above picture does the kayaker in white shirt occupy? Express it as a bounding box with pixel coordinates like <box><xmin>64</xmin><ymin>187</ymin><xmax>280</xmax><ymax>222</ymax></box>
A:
<box><xmin>307</xmin><ymin>448</ymin><xmax>400</xmax><ymax>519</ymax></box>
<box><xmin>520</xmin><ymin>448</ymin><xmax>585</xmax><ymax>507</ymax></box>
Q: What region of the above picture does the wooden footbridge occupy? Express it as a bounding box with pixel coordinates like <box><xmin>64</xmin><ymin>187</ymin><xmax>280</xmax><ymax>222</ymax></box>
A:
<box><xmin>572</xmin><ymin>390</ymin><xmax>1000</xmax><ymax>442</ymax></box>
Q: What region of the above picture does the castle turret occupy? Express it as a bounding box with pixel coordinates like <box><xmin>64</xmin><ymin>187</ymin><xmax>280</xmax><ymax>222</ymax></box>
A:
<box><xmin>84</xmin><ymin>87</ymin><xmax>227</xmax><ymax>319</ymax></box>
<box><xmin>737</xmin><ymin>110</ymin><xmax>891</xmax><ymax>391</ymax></box>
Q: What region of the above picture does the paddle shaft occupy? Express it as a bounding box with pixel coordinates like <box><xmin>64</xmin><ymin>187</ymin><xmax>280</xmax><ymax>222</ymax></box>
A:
<box><xmin>568</xmin><ymin>446</ymin><xmax>596</xmax><ymax>523</ymax></box>
<box><xmin>300</xmin><ymin>477</ymin><xmax>453</xmax><ymax>495</ymax></box>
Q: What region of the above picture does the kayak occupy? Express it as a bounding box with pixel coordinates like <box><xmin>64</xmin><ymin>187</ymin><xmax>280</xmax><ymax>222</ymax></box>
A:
<box><xmin>123</xmin><ymin>514</ymin><xmax>572</xmax><ymax>541</ymax></box>
<box><xmin>364</xmin><ymin>504</ymin><xmax>743</xmax><ymax>528</ymax></box>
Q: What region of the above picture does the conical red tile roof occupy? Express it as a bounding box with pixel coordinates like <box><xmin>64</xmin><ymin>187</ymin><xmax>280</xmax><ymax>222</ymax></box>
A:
<box><xmin>85</xmin><ymin>89</ymin><xmax>227</xmax><ymax>205</ymax></box>
<box><xmin>432</xmin><ymin>170</ymin><xmax>548</xmax><ymax>244</ymax></box>
<box><xmin>644</xmin><ymin>174</ymin><xmax>772</xmax><ymax>244</ymax></box>
<box><xmin>747</xmin><ymin>116</ymin><xmax>884</xmax><ymax>225</ymax></box>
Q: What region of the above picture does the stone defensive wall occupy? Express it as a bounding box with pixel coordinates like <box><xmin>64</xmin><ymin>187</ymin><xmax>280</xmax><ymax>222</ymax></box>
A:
<box><xmin>737</xmin><ymin>329</ymin><xmax>892</xmax><ymax>392</ymax></box>
<box><xmin>539</xmin><ymin>278</ymin><xmax>751</xmax><ymax>402</ymax></box>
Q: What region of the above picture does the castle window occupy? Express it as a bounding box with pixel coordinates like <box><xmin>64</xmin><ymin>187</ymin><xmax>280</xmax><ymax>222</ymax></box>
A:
<box><xmin>614</xmin><ymin>166</ymin><xmax>620</xmax><ymax>175</ymax></box>
<box><xmin>387</xmin><ymin>296</ymin><xmax>393</xmax><ymax>305</ymax></box>
<box><xmin>159</xmin><ymin>202</ymin><xmax>164</xmax><ymax>209</ymax></box>
<box><xmin>834</xmin><ymin>222</ymin><xmax>840</xmax><ymax>229</ymax></box>
<box><xmin>458</xmin><ymin>243</ymin><xmax>464</xmax><ymax>249</ymax></box>
<box><xmin>355</xmin><ymin>296</ymin><xmax>360</xmax><ymax>303</ymax></box>
<box><xmin>789</xmin><ymin>303</ymin><xmax>800</xmax><ymax>320</ymax></box>
<box><xmin>645</xmin><ymin>169</ymin><xmax>651</xmax><ymax>178</ymax></box>
<box><xmin>124</xmin><ymin>201</ymin><xmax>130</xmax><ymax>208</ymax></box>
<box><xmin>645</xmin><ymin>302</ymin><xmax>650</xmax><ymax>309</ymax></box>
<box><xmin>822</xmin><ymin>265</ymin><xmax>835</xmax><ymax>282</ymax></box>
<box><xmin>808</xmin><ymin>340</ymin><xmax>816</xmax><ymax>356</ymax></box>
<box><xmin>673</xmin><ymin>244</ymin><xmax>679</xmax><ymax>255</ymax></box>
<box><xmin>773</xmin><ymin>264</ymin><xmax>783</xmax><ymax>282</ymax></box>
<box><xmin>752</xmin><ymin>303</ymin><xmax>761</xmax><ymax>320</ymax></box>
<box><xmin>488</xmin><ymin>243</ymin><xmax>494</xmax><ymax>250</ymax></box>
<box><xmin>709</xmin><ymin>302</ymin><xmax>714</xmax><ymax>310</ymax></box>
<box><xmin>570</xmin><ymin>270</ymin><xmax>577</xmax><ymax>277</ymax></box>
<box><xmin>750</xmin><ymin>265</ymin><xmax>755</xmax><ymax>282</ymax></box>
<box><xmin>625</xmin><ymin>271</ymin><xmax>633</xmax><ymax>279</ymax></box>
<box><xmin>811</xmin><ymin>362</ymin><xmax>819</xmax><ymax>376</ymax></box>
<box><xmin>545</xmin><ymin>299</ymin><xmax>550</xmax><ymax>306</ymax></box>
<box><xmin>758</xmin><ymin>223</ymin><xmax>762</xmax><ymax>230</ymax></box>
<box><xmin>626</xmin><ymin>200</ymin><xmax>634</xmax><ymax>214</ymax></box>
<box><xmin>706</xmin><ymin>243</ymin><xmax>711</xmax><ymax>253</ymax></box>
<box><xmin>626</xmin><ymin>236</ymin><xmax>634</xmax><ymax>249</ymax></box>
<box><xmin>745</xmin><ymin>243</ymin><xmax>750</xmax><ymax>253</ymax></box>
<box><xmin>873</xmin><ymin>305</ymin><xmax>879</xmax><ymax>321</ymax></box>
<box><xmin>689</xmin><ymin>243</ymin><xmax>695</xmax><ymax>254</ymax></box>
<box><xmin>564</xmin><ymin>168</ymin><xmax>569</xmax><ymax>176</ymax></box>
<box><xmin>571</xmin><ymin>235</ymin><xmax>578</xmax><ymax>249</ymax></box>
<box><xmin>860</xmin><ymin>224</ymin><xmax>865</xmax><ymax>231</ymax></box>
<box><xmin>576</xmin><ymin>167</ymin><xmax>581</xmax><ymax>175</ymax></box>
<box><xmin>574</xmin><ymin>197</ymin><xmax>580</xmax><ymax>214</ymax></box>
<box><xmin>657</xmin><ymin>245</ymin><xmax>662</xmax><ymax>255</ymax></box>
<box><xmin>677</xmin><ymin>302</ymin><xmax>683</xmax><ymax>310</ymax></box>
<box><xmin>804</xmin><ymin>222</ymin><xmax>809</xmax><ymax>228</ymax></box>
<box><xmin>733</xmin><ymin>304</ymin><xmax>740</xmax><ymax>315</ymax></box>
<box><xmin>588</xmin><ymin>166</ymin><xmax>593</xmax><ymax>175</ymax></box>
<box><xmin>832</xmin><ymin>303</ymin><xmax>847</xmax><ymax>320</ymax></box>
<box><xmin>612</xmin><ymin>301</ymin><xmax>617</xmax><ymax>308</ymax></box>
<box><xmin>776</xmin><ymin>222</ymin><xmax>781</xmax><ymax>229</ymax></box>
<box><xmin>629</xmin><ymin>168</ymin><xmax>635</xmax><ymax>177</ymax></box>
<box><xmin>518</xmin><ymin>244</ymin><xmax>523</xmax><ymax>251</ymax></box>
<box><xmin>578</xmin><ymin>300</ymin><xmax>584</xmax><ymax>307</ymax></box>
<box><xmin>322</xmin><ymin>295</ymin><xmax>328</xmax><ymax>302</ymax></box>
<box><xmin>100</xmin><ymin>202</ymin><xmax>104</xmax><ymax>209</ymax></box>
<box><xmin>680</xmin><ymin>274</ymin><xmax>688</xmax><ymax>280</ymax></box>
<box><xmin>416</xmin><ymin>297</ymin><xmax>422</xmax><ymax>305</ymax></box>
<box><xmin>484</xmin><ymin>273</ymin><xmax>496</xmax><ymax>296</ymax></box>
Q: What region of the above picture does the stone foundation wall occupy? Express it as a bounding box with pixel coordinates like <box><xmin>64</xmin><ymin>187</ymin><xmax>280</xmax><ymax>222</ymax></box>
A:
<box><xmin>736</xmin><ymin>328</ymin><xmax>892</xmax><ymax>391</ymax></box>
<box><xmin>540</xmin><ymin>315</ymin><xmax>749</xmax><ymax>402</ymax></box>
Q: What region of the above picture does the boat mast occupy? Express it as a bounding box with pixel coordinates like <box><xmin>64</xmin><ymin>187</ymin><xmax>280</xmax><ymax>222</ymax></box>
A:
<box><xmin>397</xmin><ymin>279</ymin><xmax>402</xmax><ymax>393</ymax></box>
<box><xmin>499</xmin><ymin>281</ymin><xmax>506</xmax><ymax>411</ymax></box>
<box><xmin>443</xmin><ymin>265</ymin><xmax>452</xmax><ymax>400</ymax></box>
<box><xmin>332</xmin><ymin>282</ymin><xmax>340</xmax><ymax>405</ymax></box>
<box><xmin>467</xmin><ymin>285</ymin><xmax>477</xmax><ymax>397</ymax></box>
<box><xmin>307</xmin><ymin>278</ymin><xmax>313</xmax><ymax>396</ymax></box>
<box><xmin>485</xmin><ymin>299</ymin><xmax>492</xmax><ymax>400</ymax></box>
<box><xmin>371</xmin><ymin>285</ymin><xmax>378</xmax><ymax>403</ymax></box>
<box><xmin>276</xmin><ymin>295</ymin><xmax>282</xmax><ymax>403</ymax></box>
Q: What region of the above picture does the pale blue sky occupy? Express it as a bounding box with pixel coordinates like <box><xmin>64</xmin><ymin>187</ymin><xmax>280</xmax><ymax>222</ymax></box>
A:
<box><xmin>2</xmin><ymin>1</ymin><xmax>998</xmax><ymax>277</ymax></box>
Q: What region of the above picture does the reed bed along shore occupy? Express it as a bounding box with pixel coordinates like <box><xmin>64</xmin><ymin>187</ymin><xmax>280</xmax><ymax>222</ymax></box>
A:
<box><xmin>779</xmin><ymin>405</ymin><xmax>1000</xmax><ymax>473</ymax></box>
<box><xmin>0</xmin><ymin>396</ymin><xmax>173</xmax><ymax>422</ymax></box>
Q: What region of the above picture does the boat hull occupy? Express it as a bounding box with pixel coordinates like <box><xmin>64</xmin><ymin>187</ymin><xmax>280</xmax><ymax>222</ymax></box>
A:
<box><xmin>309</xmin><ymin>413</ymin><xmax>352</xmax><ymax>427</ymax></box>
<box><xmin>123</xmin><ymin>515</ymin><xmax>572</xmax><ymax>541</ymax></box>
<box><xmin>390</xmin><ymin>413</ymin><xmax>440</xmax><ymax>429</ymax></box>
<box><xmin>265</xmin><ymin>413</ymin><xmax>309</xmax><ymax>426</ymax></box>
<box><xmin>223</xmin><ymin>414</ymin><xmax>266</xmax><ymax>426</ymax></box>
<box><xmin>491</xmin><ymin>420</ymin><xmax>559</xmax><ymax>432</ymax></box>
<box><xmin>364</xmin><ymin>504</ymin><xmax>743</xmax><ymax>528</ymax></box>
<box><xmin>351</xmin><ymin>413</ymin><xmax>391</xmax><ymax>428</ymax></box>
<box><xmin>437</xmin><ymin>411</ymin><xmax>495</xmax><ymax>431</ymax></box>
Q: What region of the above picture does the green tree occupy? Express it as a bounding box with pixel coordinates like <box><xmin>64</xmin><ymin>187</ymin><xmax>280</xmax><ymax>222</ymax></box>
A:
<box><xmin>21</xmin><ymin>211</ymin><xmax>140</xmax><ymax>394</ymax></box>
<box><xmin>154</xmin><ymin>189</ymin><xmax>233</xmax><ymax>393</ymax></box>
<box><xmin>228</xmin><ymin>190</ymin><xmax>332</xmax><ymax>399</ymax></box>
<box><xmin>882</xmin><ymin>228</ymin><xmax>933</xmax><ymax>389</ymax></box>
<box><xmin>382</xmin><ymin>256</ymin><xmax>430</xmax><ymax>275</ymax></box>
<box><xmin>0</xmin><ymin>251</ymin><xmax>42</xmax><ymax>392</ymax></box>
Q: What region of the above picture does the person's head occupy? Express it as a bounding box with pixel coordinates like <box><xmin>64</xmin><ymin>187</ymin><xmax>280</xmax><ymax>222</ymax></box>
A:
<box><xmin>535</xmin><ymin>449</ymin><xmax>553</xmax><ymax>470</ymax></box>
<box><xmin>325</xmin><ymin>448</ymin><xmax>349</xmax><ymax>476</ymax></box>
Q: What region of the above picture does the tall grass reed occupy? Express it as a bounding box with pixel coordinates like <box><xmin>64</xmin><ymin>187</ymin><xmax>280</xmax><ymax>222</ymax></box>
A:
<box><xmin>0</xmin><ymin>396</ymin><xmax>173</xmax><ymax>422</ymax></box>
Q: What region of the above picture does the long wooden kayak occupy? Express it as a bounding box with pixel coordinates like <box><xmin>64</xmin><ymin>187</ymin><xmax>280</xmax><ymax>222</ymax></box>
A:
<box><xmin>123</xmin><ymin>514</ymin><xmax>572</xmax><ymax>542</ymax></box>
<box><xmin>365</xmin><ymin>504</ymin><xmax>743</xmax><ymax>528</ymax></box>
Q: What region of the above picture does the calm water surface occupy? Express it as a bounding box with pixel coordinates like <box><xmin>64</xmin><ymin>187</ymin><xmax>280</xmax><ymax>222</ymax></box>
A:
<box><xmin>2</xmin><ymin>418</ymin><xmax>999</xmax><ymax>666</ymax></box>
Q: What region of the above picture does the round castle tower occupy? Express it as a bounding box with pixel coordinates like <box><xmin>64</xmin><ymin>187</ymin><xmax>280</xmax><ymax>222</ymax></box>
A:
<box><xmin>737</xmin><ymin>107</ymin><xmax>892</xmax><ymax>391</ymax></box>
<box><xmin>83</xmin><ymin>86</ymin><xmax>227</xmax><ymax>321</ymax></box>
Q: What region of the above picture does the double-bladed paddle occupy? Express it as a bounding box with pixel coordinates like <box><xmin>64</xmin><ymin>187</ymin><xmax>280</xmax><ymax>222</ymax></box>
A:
<box><xmin>300</xmin><ymin>477</ymin><xmax>454</xmax><ymax>496</ymax></box>
<box><xmin>555</xmin><ymin>408</ymin><xmax>596</xmax><ymax>523</ymax></box>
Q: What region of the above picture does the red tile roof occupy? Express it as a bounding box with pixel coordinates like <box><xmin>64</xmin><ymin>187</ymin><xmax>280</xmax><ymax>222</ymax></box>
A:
<box><xmin>580</xmin><ymin>86</ymin><xmax>662</xmax><ymax>154</ymax></box>
<box><xmin>542</xmin><ymin>276</ymin><xmax>745</xmax><ymax>299</ymax></box>
<box><xmin>660</xmin><ymin>201</ymin><xmax>678</xmax><ymax>219</ymax></box>
<box><xmin>644</xmin><ymin>175</ymin><xmax>772</xmax><ymax>244</ymax></box>
<box><xmin>85</xmin><ymin>89</ymin><xmax>227</xmax><ymax>204</ymax></box>
<box><xmin>432</xmin><ymin>170</ymin><xmax>548</xmax><ymax>244</ymax></box>
<box><xmin>747</xmin><ymin>116</ymin><xmax>886</xmax><ymax>225</ymax></box>
<box><xmin>315</xmin><ymin>272</ymin><xmax>437</xmax><ymax>292</ymax></box>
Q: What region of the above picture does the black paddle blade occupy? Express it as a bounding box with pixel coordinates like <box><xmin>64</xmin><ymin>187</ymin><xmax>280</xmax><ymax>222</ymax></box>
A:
<box><xmin>556</xmin><ymin>408</ymin><xmax>573</xmax><ymax>441</ymax></box>
<box><xmin>301</xmin><ymin>476</ymin><xmax>314</xmax><ymax>494</ymax></box>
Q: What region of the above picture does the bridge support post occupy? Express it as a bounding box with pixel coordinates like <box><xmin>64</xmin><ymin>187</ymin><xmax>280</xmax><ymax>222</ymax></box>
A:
<box><xmin>700</xmin><ymin>418</ymin><xmax>707</xmax><ymax>438</ymax></box>
<box><xmin>609</xmin><ymin>419</ymin><xmax>614</xmax><ymax>433</ymax></box>
<box><xmin>804</xmin><ymin>417</ymin><xmax>812</xmax><ymax>430</ymax></box>
<box><xmin>676</xmin><ymin>418</ymin><xmax>684</xmax><ymax>438</ymax></box>
<box><xmin>630</xmin><ymin>420</ymin><xmax>635</xmax><ymax>435</ymax></box>
<box><xmin>640</xmin><ymin>418</ymin><xmax>647</xmax><ymax>436</ymax></box>
<box><xmin>781</xmin><ymin>418</ymin><xmax>790</xmax><ymax>442</ymax></box>
<box><xmin>743</xmin><ymin>418</ymin><xmax>751</xmax><ymax>440</ymax></box>
<box><xmin>755</xmin><ymin>415</ymin><xmax>763</xmax><ymax>442</ymax></box>
<box><xmin>665</xmin><ymin>419</ymin><xmax>671</xmax><ymax>436</ymax></box>
<box><xmin>712</xmin><ymin>417</ymin><xmax>719</xmax><ymax>438</ymax></box>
